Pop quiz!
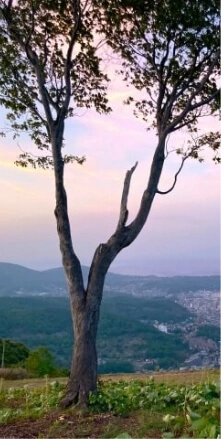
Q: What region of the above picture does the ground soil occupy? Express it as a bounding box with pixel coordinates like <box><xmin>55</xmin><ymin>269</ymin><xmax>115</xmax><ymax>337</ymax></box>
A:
<box><xmin>0</xmin><ymin>409</ymin><xmax>161</xmax><ymax>438</ymax></box>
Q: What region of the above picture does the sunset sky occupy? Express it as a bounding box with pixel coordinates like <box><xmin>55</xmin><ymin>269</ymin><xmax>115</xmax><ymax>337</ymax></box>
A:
<box><xmin>0</xmin><ymin>74</ymin><xmax>220</xmax><ymax>276</ymax></box>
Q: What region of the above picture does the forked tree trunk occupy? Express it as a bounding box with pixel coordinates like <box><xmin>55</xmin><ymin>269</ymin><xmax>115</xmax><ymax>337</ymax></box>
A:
<box><xmin>57</xmin><ymin>137</ymin><xmax>167</xmax><ymax>407</ymax></box>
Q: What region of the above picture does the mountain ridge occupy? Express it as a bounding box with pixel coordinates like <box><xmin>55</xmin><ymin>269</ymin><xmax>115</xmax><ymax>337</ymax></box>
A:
<box><xmin>0</xmin><ymin>261</ymin><xmax>219</xmax><ymax>296</ymax></box>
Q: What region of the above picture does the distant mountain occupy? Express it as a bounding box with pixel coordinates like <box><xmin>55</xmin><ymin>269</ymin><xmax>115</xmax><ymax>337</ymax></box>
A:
<box><xmin>0</xmin><ymin>262</ymin><xmax>219</xmax><ymax>297</ymax></box>
<box><xmin>0</xmin><ymin>262</ymin><xmax>87</xmax><ymax>295</ymax></box>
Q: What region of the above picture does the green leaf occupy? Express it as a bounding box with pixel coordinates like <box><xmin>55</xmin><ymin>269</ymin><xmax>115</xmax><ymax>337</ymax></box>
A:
<box><xmin>190</xmin><ymin>417</ymin><xmax>208</xmax><ymax>431</ymax></box>
<box><xmin>187</xmin><ymin>410</ymin><xmax>202</xmax><ymax>420</ymax></box>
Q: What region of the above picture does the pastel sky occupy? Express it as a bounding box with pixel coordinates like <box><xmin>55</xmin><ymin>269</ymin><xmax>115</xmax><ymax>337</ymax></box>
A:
<box><xmin>0</xmin><ymin>73</ymin><xmax>220</xmax><ymax>276</ymax></box>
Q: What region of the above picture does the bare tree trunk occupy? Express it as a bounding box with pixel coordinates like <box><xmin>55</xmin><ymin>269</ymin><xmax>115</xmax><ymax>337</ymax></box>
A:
<box><xmin>60</xmin><ymin>292</ymin><xmax>101</xmax><ymax>408</ymax></box>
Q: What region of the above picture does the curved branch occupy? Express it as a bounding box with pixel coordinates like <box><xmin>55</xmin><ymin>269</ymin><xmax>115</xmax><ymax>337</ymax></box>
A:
<box><xmin>156</xmin><ymin>155</ymin><xmax>188</xmax><ymax>195</ymax></box>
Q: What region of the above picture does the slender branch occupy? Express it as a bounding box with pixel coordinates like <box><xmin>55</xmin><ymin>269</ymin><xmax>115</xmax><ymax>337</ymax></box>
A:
<box><xmin>161</xmin><ymin>50</ymin><xmax>201</xmax><ymax>128</ymax></box>
<box><xmin>45</xmin><ymin>86</ymin><xmax>60</xmax><ymax>113</ymax></box>
<box><xmin>6</xmin><ymin>0</ymin><xmax>13</xmax><ymax>9</ymax></box>
<box><xmin>165</xmin><ymin>50</ymin><xmax>219</xmax><ymax>134</ymax></box>
<box><xmin>24</xmin><ymin>0</ymin><xmax>35</xmax><ymax>47</ymax></box>
<box><xmin>156</xmin><ymin>155</ymin><xmax>188</xmax><ymax>195</ymax></box>
<box><xmin>116</xmin><ymin>162</ymin><xmax>138</xmax><ymax>232</ymax></box>
<box><xmin>169</xmin><ymin>90</ymin><xmax>219</xmax><ymax>133</ymax></box>
<box><xmin>17</xmin><ymin>142</ymin><xmax>50</xmax><ymax>159</ymax></box>
<box><xmin>161</xmin><ymin>49</ymin><xmax>217</xmax><ymax>132</ymax></box>
<box><xmin>188</xmin><ymin>89</ymin><xmax>219</xmax><ymax>113</ymax></box>
<box><xmin>157</xmin><ymin>38</ymin><xmax>175</xmax><ymax>122</ymax></box>
<box><xmin>172</xmin><ymin>49</ymin><xmax>212</xmax><ymax>102</ymax></box>
<box><xmin>59</xmin><ymin>0</ymin><xmax>81</xmax><ymax>121</ymax></box>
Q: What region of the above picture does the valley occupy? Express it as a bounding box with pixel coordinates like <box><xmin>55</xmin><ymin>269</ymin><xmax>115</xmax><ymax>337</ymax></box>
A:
<box><xmin>0</xmin><ymin>262</ymin><xmax>219</xmax><ymax>373</ymax></box>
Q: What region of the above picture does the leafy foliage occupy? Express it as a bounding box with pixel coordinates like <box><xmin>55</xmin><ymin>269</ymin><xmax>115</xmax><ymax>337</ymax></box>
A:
<box><xmin>0</xmin><ymin>0</ymin><xmax>111</xmax><ymax>167</ymax></box>
<box><xmin>25</xmin><ymin>347</ymin><xmax>57</xmax><ymax>377</ymax></box>
<box><xmin>89</xmin><ymin>378</ymin><xmax>220</xmax><ymax>438</ymax></box>
<box><xmin>0</xmin><ymin>339</ymin><xmax>29</xmax><ymax>367</ymax></box>
<box><xmin>96</xmin><ymin>0</ymin><xmax>220</xmax><ymax>162</ymax></box>
<box><xmin>0</xmin><ymin>379</ymin><xmax>63</xmax><ymax>422</ymax></box>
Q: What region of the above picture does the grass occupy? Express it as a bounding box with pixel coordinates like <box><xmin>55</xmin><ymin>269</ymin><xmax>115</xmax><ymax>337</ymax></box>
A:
<box><xmin>1</xmin><ymin>368</ymin><xmax>219</xmax><ymax>390</ymax></box>
<box><xmin>0</xmin><ymin>369</ymin><xmax>219</xmax><ymax>438</ymax></box>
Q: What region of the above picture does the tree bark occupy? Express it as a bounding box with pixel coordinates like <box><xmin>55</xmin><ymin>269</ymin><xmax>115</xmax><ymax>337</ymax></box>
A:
<box><xmin>60</xmin><ymin>293</ymin><xmax>101</xmax><ymax>408</ymax></box>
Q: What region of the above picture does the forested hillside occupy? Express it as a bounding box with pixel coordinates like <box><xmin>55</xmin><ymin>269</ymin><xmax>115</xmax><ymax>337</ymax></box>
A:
<box><xmin>0</xmin><ymin>296</ymin><xmax>191</xmax><ymax>371</ymax></box>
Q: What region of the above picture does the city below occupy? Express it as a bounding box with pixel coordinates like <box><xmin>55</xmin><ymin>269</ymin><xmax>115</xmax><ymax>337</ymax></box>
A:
<box><xmin>0</xmin><ymin>262</ymin><xmax>220</xmax><ymax>372</ymax></box>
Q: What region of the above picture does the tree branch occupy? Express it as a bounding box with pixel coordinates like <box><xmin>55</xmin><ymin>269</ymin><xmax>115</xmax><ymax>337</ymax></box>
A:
<box><xmin>157</xmin><ymin>38</ymin><xmax>175</xmax><ymax>123</ymax></box>
<box><xmin>165</xmin><ymin>50</ymin><xmax>219</xmax><ymax>134</ymax></box>
<box><xmin>59</xmin><ymin>0</ymin><xmax>81</xmax><ymax>121</ymax></box>
<box><xmin>24</xmin><ymin>47</ymin><xmax>54</xmax><ymax>126</ymax></box>
<box><xmin>86</xmin><ymin>135</ymin><xmax>167</xmax><ymax>300</ymax></box>
<box><xmin>116</xmin><ymin>161</ymin><xmax>138</xmax><ymax>232</ymax></box>
<box><xmin>156</xmin><ymin>155</ymin><xmax>188</xmax><ymax>195</ymax></box>
<box><xmin>24</xmin><ymin>0</ymin><xmax>35</xmax><ymax>47</ymax></box>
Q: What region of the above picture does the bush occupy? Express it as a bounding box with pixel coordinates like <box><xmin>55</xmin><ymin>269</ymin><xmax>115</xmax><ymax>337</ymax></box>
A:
<box><xmin>0</xmin><ymin>339</ymin><xmax>29</xmax><ymax>367</ymax></box>
<box><xmin>25</xmin><ymin>347</ymin><xmax>57</xmax><ymax>377</ymax></box>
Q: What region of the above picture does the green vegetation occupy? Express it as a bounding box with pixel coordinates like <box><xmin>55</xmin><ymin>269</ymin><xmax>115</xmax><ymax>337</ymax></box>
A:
<box><xmin>101</xmin><ymin>295</ymin><xmax>191</xmax><ymax>323</ymax></box>
<box><xmin>196</xmin><ymin>325</ymin><xmax>220</xmax><ymax>343</ymax></box>
<box><xmin>0</xmin><ymin>339</ymin><xmax>29</xmax><ymax>367</ymax></box>
<box><xmin>0</xmin><ymin>378</ymin><xmax>62</xmax><ymax>423</ymax></box>
<box><xmin>0</xmin><ymin>297</ymin><xmax>190</xmax><ymax>370</ymax></box>
<box><xmin>0</xmin><ymin>373</ymin><xmax>219</xmax><ymax>438</ymax></box>
<box><xmin>25</xmin><ymin>347</ymin><xmax>57</xmax><ymax>377</ymax></box>
<box><xmin>0</xmin><ymin>339</ymin><xmax>67</xmax><ymax>379</ymax></box>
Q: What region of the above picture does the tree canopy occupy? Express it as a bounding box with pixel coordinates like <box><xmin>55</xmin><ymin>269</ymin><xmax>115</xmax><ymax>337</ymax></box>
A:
<box><xmin>0</xmin><ymin>0</ymin><xmax>219</xmax><ymax>167</ymax></box>
<box><xmin>0</xmin><ymin>338</ymin><xmax>29</xmax><ymax>367</ymax></box>
<box><xmin>0</xmin><ymin>0</ymin><xmax>110</xmax><ymax>167</ymax></box>
<box><xmin>96</xmin><ymin>0</ymin><xmax>220</xmax><ymax>166</ymax></box>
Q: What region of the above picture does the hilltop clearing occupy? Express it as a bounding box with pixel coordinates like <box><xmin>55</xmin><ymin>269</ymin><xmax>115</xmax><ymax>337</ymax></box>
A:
<box><xmin>0</xmin><ymin>370</ymin><xmax>219</xmax><ymax>438</ymax></box>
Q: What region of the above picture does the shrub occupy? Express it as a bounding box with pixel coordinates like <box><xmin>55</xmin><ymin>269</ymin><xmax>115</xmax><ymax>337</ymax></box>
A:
<box><xmin>25</xmin><ymin>347</ymin><xmax>57</xmax><ymax>377</ymax></box>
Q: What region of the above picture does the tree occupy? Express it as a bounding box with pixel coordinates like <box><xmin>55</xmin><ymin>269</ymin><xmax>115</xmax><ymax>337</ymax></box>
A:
<box><xmin>0</xmin><ymin>0</ymin><xmax>219</xmax><ymax>406</ymax></box>
<box><xmin>0</xmin><ymin>339</ymin><xmax>29</xmax><ymax>367</ymax></box>
<box><xmin>25</xmin><ymin>347</ymin><xmax>56</xmax><ymax>377</ymax></box>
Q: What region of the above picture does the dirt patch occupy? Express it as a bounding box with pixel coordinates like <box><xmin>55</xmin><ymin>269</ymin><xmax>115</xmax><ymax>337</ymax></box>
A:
<box><xmin>0</xmin><ymin>411</ymin><xmax>117</xmax><ymax>438</ymax></box>
<box><xmin>0</xmin><ymin>409</ymin><xmax>161</xmax><ymax>438</ymax></box>
<box><xmin>0</xmin><ymin>412</ymin><xmax>57</xmax><ymax>438</ymax></box>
